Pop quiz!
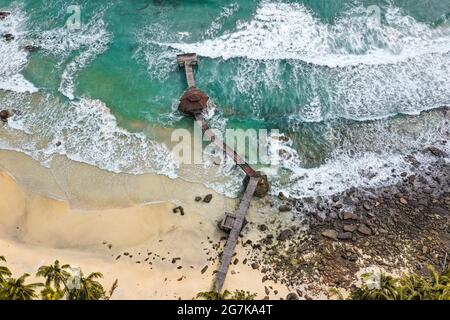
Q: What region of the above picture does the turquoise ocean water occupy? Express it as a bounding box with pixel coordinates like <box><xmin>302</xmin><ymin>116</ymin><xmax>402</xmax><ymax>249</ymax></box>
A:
<box><xmin>0</xmin><ymin>0</ymin><xmax>449</xmax><ymax>197</ymax></box>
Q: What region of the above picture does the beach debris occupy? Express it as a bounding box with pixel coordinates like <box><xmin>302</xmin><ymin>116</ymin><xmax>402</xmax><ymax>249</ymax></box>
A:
<box><xmin>0</xmin><ymin>11</ymin><xmax>11</xmax><ymax>20</ymax></box>
<box><xmin>172</xmin><ymin>206</ymin><xmax>185</xmax><ymax>216</ymax></box>
<box><xmin>321</xmin><ymin>229</ymin><xmax>338</xmax><ymax>240</ymax></box>
<box><xmin>3</xmin><ymin>33</ymin><xmax>14</xmax><ymax>42</ymax></box>
<box><xmin>171</xmin><ymin>257</ymin><xmax>181</xmax><ymax>264</ymax></box>
<box><xmin>195</xmin><ymin>196</ymin><xmax>202</xmax><ymax>202</ymax></box>
<box><xmin>203</xmin><ymin>194</ymin><xmax>213</xmax><ymax>203</ymax></box>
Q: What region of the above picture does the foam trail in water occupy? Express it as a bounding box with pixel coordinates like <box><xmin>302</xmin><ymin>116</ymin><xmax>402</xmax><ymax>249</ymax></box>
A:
<box><xmin>37</xmin><ymin>11</ymin><xmax>111</xmax><ymax>100</ymax></box>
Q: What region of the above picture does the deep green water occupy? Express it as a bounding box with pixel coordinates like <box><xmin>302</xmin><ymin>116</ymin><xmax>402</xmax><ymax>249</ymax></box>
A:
<box><xmin>0</xmin><ymin>0</ymin><xmax>449</xmax><ymax>197</ymax></box>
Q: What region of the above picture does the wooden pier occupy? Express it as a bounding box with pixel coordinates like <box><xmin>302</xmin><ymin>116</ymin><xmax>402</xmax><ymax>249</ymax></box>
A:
<box><xmin>176</xmin><ymin>53</ymin><xmax>270</xmax><ymax>293</ymax></box>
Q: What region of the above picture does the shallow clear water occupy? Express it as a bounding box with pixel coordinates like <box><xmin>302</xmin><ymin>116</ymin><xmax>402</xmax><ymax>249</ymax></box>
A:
<box><xmin>0</xmin><ymin>0</ymin><xmax>449</xmax><ymax>198</ymax></box>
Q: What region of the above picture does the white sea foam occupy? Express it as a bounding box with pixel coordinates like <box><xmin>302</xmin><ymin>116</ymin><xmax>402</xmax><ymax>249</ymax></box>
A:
<box><xmin>0</xmin><ymin>6</ymin><xmax>37</xmax><ymax>93</ymax></box>
<box><xmin>36</xmin><ymin>11</ymin><xmax>111</xmax><ymax>100</ymax></box>
<box><xmin>0</xmin><ymin>92</ymin><xmax>178</xmax><ymax>178</ymax></box>
<box><xmin>163</xmin><ymin>2</ymin><xmax>450</xmax><ymax>67</ymax></box>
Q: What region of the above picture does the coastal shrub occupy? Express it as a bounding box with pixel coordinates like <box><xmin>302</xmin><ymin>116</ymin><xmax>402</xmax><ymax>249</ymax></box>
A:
<box><xmin>0</xmin><ymin>255</ymin><xmax>114</xmax><ymax>300</ymax></box>
<box><xmin>332</xmin><ymin>265</ymin><xmax>450</xmax><ymax>300</ymax></box>
<box><xmin>196</xmin><ymin>289</ymin><xmax>257</xmax><ymax>300</ymax></box>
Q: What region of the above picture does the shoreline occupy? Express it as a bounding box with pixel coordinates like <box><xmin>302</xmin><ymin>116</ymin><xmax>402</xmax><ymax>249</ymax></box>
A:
<box><xmin>0</xmin><ymin>149</ymin><xmax>289</xmax><ymax>299</ymax></box>
<box><xmin>0</xmin><ymin>143</ymin><xmax>448</xmax><ymax>299</ymax></box>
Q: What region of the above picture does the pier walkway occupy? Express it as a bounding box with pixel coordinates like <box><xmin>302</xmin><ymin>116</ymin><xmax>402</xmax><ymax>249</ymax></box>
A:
<box><xmin>176</xmin><ymin>53</ymin><xmax>269</xmax><ymax>293</ymax></box>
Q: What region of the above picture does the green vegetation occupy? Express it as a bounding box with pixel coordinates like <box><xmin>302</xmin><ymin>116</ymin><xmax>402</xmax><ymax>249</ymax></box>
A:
<box><xmin>196</xmin><ymin>290</ymin><xmax>257</xmax><ymax>300</ymax></box>
<box><xmin>0</xmin><ymin>255</ymin><xmax>117</xmax><ymax>300</ymax></box>
<box><xmin>332</xmin><ymin>265</ymin><xmax>450</xmax><ymax>300</ymax></box>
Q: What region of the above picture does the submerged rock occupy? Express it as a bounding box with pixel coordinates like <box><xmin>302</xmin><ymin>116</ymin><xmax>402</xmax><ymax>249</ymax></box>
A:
<box><xmin>3</xmin><ymin>33</ymin><xmax>14</xmax><ymax>42</ymax></box>
<box><xmin>0</xmin><ymin>11</ymin><xmax>11</xmax><ymax>20</ymax></box>
<box><xmin>0</xmin><ymin>109</ymin><xmax>14</xmax><ymax>122</ymax></box>
<box><xmin>427</xmin><ymin>146</ymin><xmax>448</xmax><ymax>158</ymax></box>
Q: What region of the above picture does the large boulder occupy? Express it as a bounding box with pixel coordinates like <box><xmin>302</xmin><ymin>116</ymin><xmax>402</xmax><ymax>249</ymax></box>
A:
<box><xmin>0</xmin><ymin>110</ymin><xmax>14</xmax><ymax>122</ymax></box>
<box><xmin>0</xmin><ymin>11</ymin><xmax>11</xmax><ymax>20</ymax></box>
<box><xmin>244</xmin><ymin>171</ymin><xmax>270</xmax><ymax>198</ymax></box>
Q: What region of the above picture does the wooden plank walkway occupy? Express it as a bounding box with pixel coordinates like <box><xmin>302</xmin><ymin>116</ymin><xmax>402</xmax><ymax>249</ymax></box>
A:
<box><xmin>194</xmin><ymin>113</ymin><xmax>258</xmax><ymax>177</ymax></box>
<box><xmin>214</xmin><ymin>176</ymin><xmax>260</xmax><ymax>293</ymax></box>
<box><xmin>185</xmin><ymin>63</ymin><xmax>195</xmax><ymax>88</ymax></box>
<box><xmin>177</xmin><ymin>53</ymin><xmax>266</xmax><ymax>293</ymax></box>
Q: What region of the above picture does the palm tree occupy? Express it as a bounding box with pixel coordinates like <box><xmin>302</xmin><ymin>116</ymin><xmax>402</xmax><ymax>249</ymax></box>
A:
<box><xmin>0</xmin><ymin>256</ymin><xmax>11</xmax><ymax>281</ymax></box>
<box><xmin>66</xmin><ymin>271</ymin><xmax>105</xmax><ymax>300</ymax></box>
<box><xmin>1</xmin><ymin>273</ymin><xmax>43</xmax><ymax>300</ymax></box>
<box><xmin>37</xmin><ymin>260</ymin><xmax>70</xmax><ymax>294</ymax></box>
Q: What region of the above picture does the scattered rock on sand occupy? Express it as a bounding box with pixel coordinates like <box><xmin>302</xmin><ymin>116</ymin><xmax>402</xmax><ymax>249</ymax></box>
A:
<box><xmin>277</xmin><ymin>229</ymin><xmax>293</xmax><ymax>241</ymax></box>
<box><xmin>321</xmin><ymin>229</ymin><xmax>338</xmax><ymax>240</ymax></box>
<box><xmin>172</xmin><ymin>206</ymin><xmax>185</xmax><ymax>216</ymax></box>
<box><xmin>279</xmin><ymin>204</ymin><xmax>292</xmax><ymax>212</ymax></box>
<box><xmin>358</xmin><ymin>224</ymin><xmax>372</xmax><ymax>236</ymax></box>
<box><xmin>286</xmin><ymin>293</ymin><xmax>299</xmax><ymax>300</ymax></box>
<box><xmin>343</xmin><ymin>224</ymin><xmax>357</xmax><ymax>233</ymax></box>
<box><xmin>201</xmin><ymin>265</ymin><xmax>208</xmax><ymax>274</ymax></box>
<box><xmin>203</xmin><ymin>194</ymin><xmax>213</xmax><ymax>203</ymax></box>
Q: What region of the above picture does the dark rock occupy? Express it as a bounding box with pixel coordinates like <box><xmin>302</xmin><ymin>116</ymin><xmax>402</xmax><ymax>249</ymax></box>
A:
<box><xmin>244</xmin><ymin>171</ymin><xmax>270</xmax><ymax>198</ymax></box>
<box><xmin>363</xmin><ymin>201</ymin><xmax>372</xmax><ymax>211</ymax></box>
<box><xmin>258</xmin><ymin>224</ymin><xmax>268</xmax><ymax>232</ymax></box>
<box><xmin>338</xmin><ymin>232</ymin><xmax>353</xmax><ymax>240</ymax></box>
<box><xmin>279</xmin><ymin>204</ymin><xmax>292</xmax><ymax>212</ymax></box>
<box><xmin>0</xmin><ymin>11</ymin><xmax>11</xmax><ymax>20</ymax></box>
<box><xmin>432</xmin><ymin>207</ymin><xmax>449</xmax><ymax>215</ymax></box>
<box><xmin>321</xmin><ymin>229</ymin><xmax>338</xmax><ymax>240</ymax></box>
<box><xmin>3</xmin><ymin>33</ymin><xmax>14</xmax><ymax>42</ymax></box>
<box><xmin>342</xmin><ymin>212</ymin><xmax>358</xmax><ymax>220</ymax></box>
<box><xmin>201</xmin><ymin>265</ymin><xmax>208</xmax><ymax>274</ymax></box>
<box><xmin>277</xmin><ymin>229</ymin><xmax>294</xmax><ymax>241</ymax></box>
<box><xmin>343</xmin><ymin>224</ymin><xmax>357</xmax><ymax>233</ymax></box>
<box><xmin>358</xmin><ymin>224</ymin><xmax>372</xmax><ymax>236</ymax></box>
<box><xmin>0</xmin><ymin>109</ymin><xmax>14</xmax><ymax>122</ymax></box>
<box><xmin>278</xmin><ymin>192</ymin><xmax>286</xmax><ymax>200</ymax></box>
<box><xmin>55</xmin><ymin>141</ymin><xmax>62</xmax><ymax>147</ymax></box>
<box><xmin>251</xmin><ymin>263</ymin><xmax>259</xmax><ymax>270</ymax></box>
<box><xmin>195</xmin><ymin>196</ymin><xmax>202</xmax><ymax>202</ymax></box>
<box><xmin>286</xmin><ymin>293</ymin><xmax>299</xmax><ymax>300</ymax></box>
<box><xmin>203</xmin><ymin>194</ymin><xmax>213</xmax><ymax>203</ymax></box>
<box><xmin>427</xmin><ymin>147</ymin><xmax>448</xmax><ymax>158</ymax></box>
<box><xmin>332</xmin><ymin>195</ymin><xmax>340</xmax><ymax>203</ymax></box>
<box><xmin>172</xmin><ymin>206</ymin><xmax>185</xmax><ymax>216</ymax></box>
<box><xmin>24</xmin><ymin>45</ymin><xmax>40</xmax><ymax>52</ymax></box>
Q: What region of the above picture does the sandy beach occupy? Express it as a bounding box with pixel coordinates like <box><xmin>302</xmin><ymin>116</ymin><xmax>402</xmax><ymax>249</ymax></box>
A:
<box><xmin>0</xmin><ymin>149</ymin><xmax>290</xmax><ymax>300</ymax></box>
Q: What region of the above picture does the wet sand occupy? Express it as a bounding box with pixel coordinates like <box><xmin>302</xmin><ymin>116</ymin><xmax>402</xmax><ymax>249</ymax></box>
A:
<box><xmin>0</xmin><ymin>150</ymin><xmax>290</xmax><ymax>299</ymax></box>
